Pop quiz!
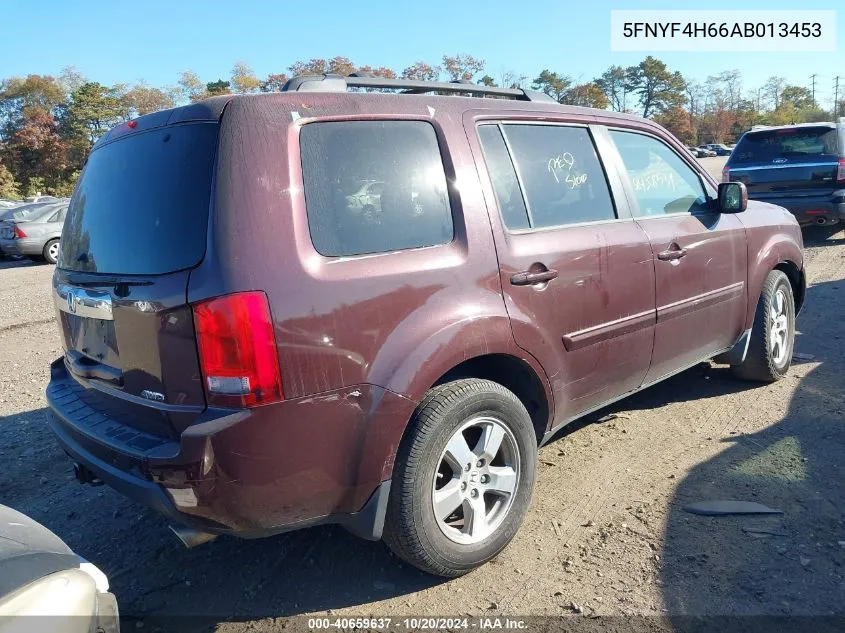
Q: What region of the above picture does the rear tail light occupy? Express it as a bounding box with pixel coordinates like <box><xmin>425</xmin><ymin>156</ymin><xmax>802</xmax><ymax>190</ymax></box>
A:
<box><xmin>837</xmin><ymin>158</ymin><xmax>845</xmax><ymax>182</ymax></box>
<box><xmin>722</xmin><ymin>166</ymin><xmax>730</xmax><ymax>182</ymax></box>
<box><xmin>13</xmin><ymin>226</ymin><xmax>27</xmax><ymax>238</ymax></box>
<box><xmin>193</xmin><ymin>291</ymin><xmax>283</xmax><ymax>408</ymax></box>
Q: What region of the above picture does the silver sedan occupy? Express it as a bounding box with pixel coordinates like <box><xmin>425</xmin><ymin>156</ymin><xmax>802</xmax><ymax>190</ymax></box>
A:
<box><xmin>0</xmin><ymin>200</ymin><xmax>68</xmax><ymax>264</ymax></box>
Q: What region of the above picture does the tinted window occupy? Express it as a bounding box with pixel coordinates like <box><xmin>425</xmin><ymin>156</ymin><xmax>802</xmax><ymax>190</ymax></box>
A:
<box><xmin>477</xmin><ymin>125</ymin><xmax>530</xmax><ymax>230</ymax></box>
<box><xmin>731</xmin><ymin>127</ymin><xmax>838</xmax><ymax>165</ymax></box>
<box><xmin>300</xmin><ymin>121</ymin><xmax>453</xmax><ymax>257</ymax></box>
<box><xmin>501</xmin><ymin>125</ymin><xmax>616</xmax><ymax>228</ymax></box>
<box><xmin>610</xmin><ymin>131</ymin><xmax>709</xmax><ymax>217</ymax></box>
<box><xmin>60</xmin><ymin>123</ymin><xmax>218</xmax><ymax>274</ymax></box>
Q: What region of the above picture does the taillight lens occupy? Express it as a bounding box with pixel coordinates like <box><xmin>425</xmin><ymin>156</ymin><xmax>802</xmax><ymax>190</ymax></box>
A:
<box><xmin>193</xmin><ymin>291</ymin><xmax>283</xmax><ymax>408</ymax></box>
<box><xmin>837</xmin><ymin>158</ymin><xmax>845</xmax><ymax>182</ymax></box>
<box><xmin>722</xmin><ymin>166</ymin><xmax>730</xmax><ymax>183</ymax></box>
<box><xmin>13</xmin><ymin>226</ymin><xmax>27</xmax><ymax>238</ymax></box>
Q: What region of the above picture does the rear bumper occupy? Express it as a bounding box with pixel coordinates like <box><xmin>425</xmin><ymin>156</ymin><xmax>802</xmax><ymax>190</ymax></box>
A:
<box><xmin>0</xmin><ymin>237</ymin><xmax>43</xmax><ymax>256</ymax></box>
<box><xmin>748</xmin><ymin>191</ymin><xmax>845</xmax><ymax>225</ymax></box>
<box><xmin>46</xmin><ymin>358</ymin><xmax>412</xmax><ymax>540</ymax></box>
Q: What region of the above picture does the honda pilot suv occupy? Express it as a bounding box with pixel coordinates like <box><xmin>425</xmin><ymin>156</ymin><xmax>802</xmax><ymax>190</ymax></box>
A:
<box><xmin>47</xmin><ymin>75</ymin><xmax>806</xmax><ymax>577</ymax></box>
<box><xmin>724</xmin><ymin>119</ymin><xmax>845</xmax><ymax>226</ymax></box>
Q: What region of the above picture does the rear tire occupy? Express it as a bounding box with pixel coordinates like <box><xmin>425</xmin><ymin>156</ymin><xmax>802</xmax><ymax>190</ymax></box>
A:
<box><xmin>731</xmin><ymin>270</ymin><xmax>795</xmax><ymax>382</ymax></box>
<box><xmin>383</xmin><ymin>379</ymin><xmax>537</xmax><ymax>577</ymax></box>
<box><xmin>43</xmin><ymin>239</ymin><xmax>60</xmax><ymax>265</ymax></box>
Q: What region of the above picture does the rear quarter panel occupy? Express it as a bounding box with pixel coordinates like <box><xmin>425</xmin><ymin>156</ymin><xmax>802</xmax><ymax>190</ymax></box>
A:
<box><xmin>186</xmin><ymin>95</ymin><xmax>555</xmax><ymax>472</ymax></box>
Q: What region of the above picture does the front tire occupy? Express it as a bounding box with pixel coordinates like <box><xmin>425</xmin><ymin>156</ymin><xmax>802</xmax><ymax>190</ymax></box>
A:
<box><xmin>383</xmin><ymin>379</ymin><xmax>537</xmax><ymax>577</ymax></box>
<box><xmin>731</xmin><ymin>270</ymin><xmax>795</xmax><ymax>382</ymax></box>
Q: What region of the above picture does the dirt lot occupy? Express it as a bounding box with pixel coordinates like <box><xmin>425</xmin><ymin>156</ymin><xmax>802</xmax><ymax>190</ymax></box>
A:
<box><xmin>1</xmin><ymin>157</ymin><xmax>844</xmax><ymax>631</ymax></box>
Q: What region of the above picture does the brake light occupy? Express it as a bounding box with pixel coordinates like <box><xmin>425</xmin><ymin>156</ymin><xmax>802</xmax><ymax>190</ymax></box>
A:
<box><xmin>837</xmin><ymin>158</ymin><xmax>845</xmax><ymax>182</ymax></box>
<box><xmin>722</xmin><ymin>166</ymin><xmax>730</xmax><ymax>182</ymax></box>
<box><xmin>13</xmin><ymin>226</ymin><xmax>27</xmax><ymax>238</ymax></box>
<box><xmin>193</xmin><ymin>291</ymin><xmax>283</xmax><ymax>408</ymax></box>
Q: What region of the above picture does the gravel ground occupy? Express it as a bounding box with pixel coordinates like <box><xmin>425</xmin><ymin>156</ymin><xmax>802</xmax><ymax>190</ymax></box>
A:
<box><xmin>1</xmin><ymin>157</ymin><xmax>843</xmax><ymax>631</ymax></box>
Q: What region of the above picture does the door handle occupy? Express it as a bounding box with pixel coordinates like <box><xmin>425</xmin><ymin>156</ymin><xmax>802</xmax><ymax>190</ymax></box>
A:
<box><xmin>510</xmin><ymin>268</ymin><xmax>559</xmax><ymax>286</ymax></box>
<box><xmin>657</xmin><ymin>247</ymin><xmax>687</xmax><ymax>261</ymax></box>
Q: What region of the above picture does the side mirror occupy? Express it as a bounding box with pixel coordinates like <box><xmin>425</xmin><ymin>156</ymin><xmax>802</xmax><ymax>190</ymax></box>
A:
<box><xmin>718</xmin><ymin>182</ymin><xmax>747</xmax><ymax>213</ymax></box>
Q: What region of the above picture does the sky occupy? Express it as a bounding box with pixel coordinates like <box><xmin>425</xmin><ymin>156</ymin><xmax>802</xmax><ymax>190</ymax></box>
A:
<box><xmin>1</xmin><ymin>0</ymin><xmax>842</xmax><ymax>108</ymax></box>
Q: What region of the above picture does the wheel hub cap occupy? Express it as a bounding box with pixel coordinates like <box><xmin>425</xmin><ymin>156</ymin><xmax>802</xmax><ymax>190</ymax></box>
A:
<box><xmin>769</xmin><ymin>288</ymin><xmax>790</xmax><ymax>365</ymax></box>
<box><xmin>432</xmin><ymin>416</ymin><xmax>520</xmax><ymax>545</ymax></box>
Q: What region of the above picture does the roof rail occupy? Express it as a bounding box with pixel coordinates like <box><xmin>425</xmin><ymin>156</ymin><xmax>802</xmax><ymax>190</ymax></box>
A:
<box><xmin>281</xmin><ymin>74</ymin><xmax>557</xmax><ymax>103</ymax></box>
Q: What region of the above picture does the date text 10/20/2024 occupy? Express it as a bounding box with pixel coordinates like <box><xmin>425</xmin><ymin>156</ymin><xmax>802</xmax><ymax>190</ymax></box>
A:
<box><xmin>307</xmin><ymin>617</ymin><xmax>529</xmax><ymax>630</ymax></box>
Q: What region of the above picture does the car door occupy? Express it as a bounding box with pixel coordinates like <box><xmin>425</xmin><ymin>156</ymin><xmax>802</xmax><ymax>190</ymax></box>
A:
<box><xmin>468</xmin><ymin>117</ymin><xmax>657</xmax><ymax>425</ymax></box>
<box><xmin>608</xmin><ymin>128</ymin><xmax>748</xmax><ymax>385</ymax></box>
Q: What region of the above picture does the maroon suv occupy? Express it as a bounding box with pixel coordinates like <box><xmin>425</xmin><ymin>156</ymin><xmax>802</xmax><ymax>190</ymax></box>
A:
<box><xmin>47</xmin><ymin>75</ymin><xmax>805</xmax><ymax>577</ymax></box>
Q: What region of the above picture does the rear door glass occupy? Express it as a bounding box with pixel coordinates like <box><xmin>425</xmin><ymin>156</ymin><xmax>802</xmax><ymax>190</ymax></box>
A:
<box><xmin>731</xmin><ymin>127</ymin><xmax>838</xmax><ymax>164</ymax></box>
<box><xmin>300</xmin><ymin>120</ymin><xmax>454</xmax><ymax>257</ymax></box>
<box><xmin>59</xmin><ymin>122</ymin><xmax>218</xmax><ymax>274</ymax></box>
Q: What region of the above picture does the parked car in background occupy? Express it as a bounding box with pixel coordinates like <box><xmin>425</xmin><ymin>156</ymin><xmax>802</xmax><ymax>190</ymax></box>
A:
<box><xmin>703</xmin><ymin>143</ymin><xmax>733</xmax><ymax>156</ymax></box>
<box><xmin>0</xmin><ymin>504</ymin><xmax>118</xmax><ymax>631</ymax></box>
<box><xmin>23</xmin><ymin>194</ymin><xmax>57</xmax><ymax>204</ymax></box>
<box><xmin>0</xmin><ymin>199</ymin><xmax>21</xmax><ymax>209</ymax></box>
<box><xmin>47</xmin><ymin>75</ymin><xmax>804</xmax><ymax>578</ymax></box>
<box><xmin>0</xmin><ymin>200</ymin><xmax>68</xmax><ymax>263</ymax></box>
<box><xmin>695</xmin><ymin>146</ymin><xmax>717</xmax><ymax>157</ymax></box>
<box><xmin>723</xmin><ymin>119</ymin><xmax>845</xmax><ymax>226</ymax></box>
<box><xmin>687</xmin><ymin>146</ymin><xmax>709</xmax><ymax>158</ymax></box>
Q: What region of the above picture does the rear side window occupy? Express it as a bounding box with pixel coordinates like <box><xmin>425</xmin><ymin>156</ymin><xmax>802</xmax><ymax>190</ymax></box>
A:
<box><xmin>731</xmin><ymin>127</ymin><xmax>839</xmax><ymax>165</ymax></box>
<box><xmin>60</xmin><ymin>123</ymin><xmax>218</xmax><ymax>274</ymax></box>
<box><xmin>300</xmin><ymin>121</ymin><xmax>453</xmax><ymax>257</ymax></box>
<box><xmin>477</xmin><ymin>125</ymin><xmax>530</xmax><ymax>230</ymax></box>
<box><xmin>493</xmin><ymin>125</ymin><xmax>616</xmax><ymax>229</ymax></box>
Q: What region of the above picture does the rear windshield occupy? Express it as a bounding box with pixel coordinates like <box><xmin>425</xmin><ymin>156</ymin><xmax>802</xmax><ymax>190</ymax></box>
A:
<box><xmin>731</xmin><ymin>127</ymin><xmax>838</xmax><ymax>165</ymax></box>
<box><xmin>59</xmin><ymin>122</ymin><xmax>218</xmax><ymax>274</ymax></box>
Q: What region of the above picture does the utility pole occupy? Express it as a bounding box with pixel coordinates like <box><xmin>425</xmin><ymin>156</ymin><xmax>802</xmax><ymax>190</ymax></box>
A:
<box><xmin>810</xmin><ymin>74</ymin><xmax>818</xmax><ymax>107</ymax></box>
<box><xmin>835</xmin><ymin>76</ymin><xmax>841</xmax><ymax>117</ymax></box>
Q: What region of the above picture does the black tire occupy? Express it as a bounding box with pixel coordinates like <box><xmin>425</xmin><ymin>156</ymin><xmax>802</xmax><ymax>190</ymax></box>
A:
<box><xmin>383</xmin><ymin>379</ymin><xmax>537</xmax><ymax>577</ymax></box>
<box><xmin>731</xmin><ymin>270</ymin><xmax>795</xmax><ymax>382</ymax></box>
<box><xmin>43</xmin><ymin>239</ymin><xmax>60</xmax><ymax>265</ymax></box>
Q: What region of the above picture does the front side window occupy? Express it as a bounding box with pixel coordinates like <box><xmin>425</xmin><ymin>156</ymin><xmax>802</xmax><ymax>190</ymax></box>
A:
<box><xmin>483</xmin><ymin>124</ymin><xmax>616</xmax><ymax>229</ymax></box>
<box><xmin>300</xmin><ymin>120</ymin><xmax>454</xmax><ymax>257</ymax></box>
<box><xmin>610</xmin><ymin>130</ymin><xmax>709</xmax><ymax>217</ymax></box>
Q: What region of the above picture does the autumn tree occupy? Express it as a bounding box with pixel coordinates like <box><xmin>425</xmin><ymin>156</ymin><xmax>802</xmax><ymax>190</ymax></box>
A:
<box><xmin>532</xmin><ymin>70</ymin><xmax>572</xmax><ymax>103</ymax></box>
<box><xmin>0</xmin><ymin>74</ymin><xmax>65</xmax><ymax>131</ymax></box>
<box><xmin>763</xmin><ymin>76</ymin><xmax>786</xmax><ymax>110</ymax></box>
<box><xmin>4</xmin><ymin>110</ymin><xmax>68</xmax><ymax>193</ymax></box>
<box><xmin>231</xmin><ymin>62</ymin><xmax>261</xmax><ymax>93</ymax></box>
<box><xmin>58</xmin><ymin>66</ymin><xmax>88</xmax><ymax>94</ymax></box>
<box><xmin>477</xmin><ymin>75</ymin><xmax>496</xmax><ymax>87</ymax></box>
<box><xmin>402</xmin><ymin>62</ymin><xmax>440</xmax><ymax>82</ymax></box>
<box><xmin>442</xmin><ymin>54</ymin><xmax>484</xmax><ymax>82</ymax></box>
<box><xmin>563</xmin><ymin>82</ymin><xmax>609</xmax><ymax>109</ymax></box>
<box><xmin>355</xmin><ymin>66</ymin><xmax>397</xmax><ymax>78</ymax></box>
<box><xmin>176</xmin><ymin>70</ymin><xmax>205</xmax><ymax>103</ymax></box>
<box><xmin>0</xmin><ymin>159</ymin><xmax>19</xmax><ymax>198</ymax></box>
<box><xmin>289</xmin><ymin>57</ymin><xmax>355</xmax><ymax>77</ymax></box>
<box><xmin>123</xmin><ymin>84</ymin><xmax>175</xmax><ymax>116</ymax></box>
<box><xmin>625</xmin><ymin>56</ymin><xmax>686</xmax><ymax>117</ymax></box>
<box><xmin>260</xmin><ymin>73</ymin><xmax>289</xmax><ymax>92</ymax></box>
<box><xmin>654</xmin><ymin>106</ymin><xmax>696</xmax><ymax>145</ymax></box>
